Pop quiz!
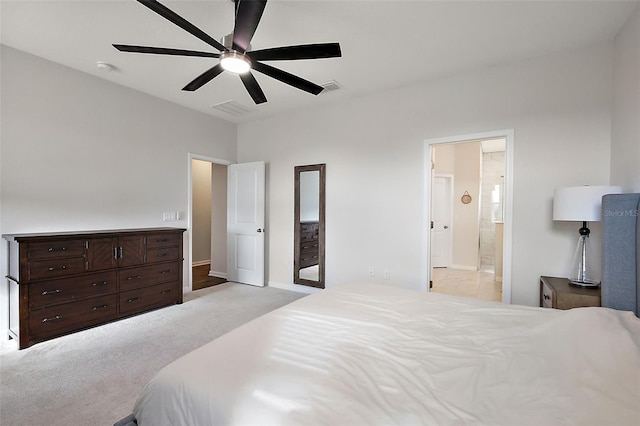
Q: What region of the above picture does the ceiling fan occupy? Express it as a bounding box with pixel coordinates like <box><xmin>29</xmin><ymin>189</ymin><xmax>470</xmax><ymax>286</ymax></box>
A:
<box><xmin>113</xmin><ymin>0</ymin><xmax>342</xmax><ymax>104</ymax></box>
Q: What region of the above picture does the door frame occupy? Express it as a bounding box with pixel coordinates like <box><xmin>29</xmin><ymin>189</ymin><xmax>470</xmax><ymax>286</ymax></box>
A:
<box><xmin>423</xmin><ymin>129</ymin><xmax>514</xmax><ymax>303</ymax></box>
<box><xmin>186</xmin><ymin>153</ymin><xmax>233</xmax><ymax>292</ymax></box>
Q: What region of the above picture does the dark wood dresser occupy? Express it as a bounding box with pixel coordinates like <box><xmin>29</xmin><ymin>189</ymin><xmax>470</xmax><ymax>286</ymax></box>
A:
<box><xmin>4</xmin><ymin>228</ymin><xmax>185</xmax><ymax>349</ymax></box>
<box><xmin>299</xmin><ymin>221</ymin><xmax>319</xmax><ymax>269</ymax></box>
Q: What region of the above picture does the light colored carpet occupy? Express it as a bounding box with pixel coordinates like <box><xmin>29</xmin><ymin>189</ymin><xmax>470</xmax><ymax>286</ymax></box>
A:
<box><xmin>0</xmin><ymin>283</ymin><xmax>306</xmax><ymax>426</ymax></box>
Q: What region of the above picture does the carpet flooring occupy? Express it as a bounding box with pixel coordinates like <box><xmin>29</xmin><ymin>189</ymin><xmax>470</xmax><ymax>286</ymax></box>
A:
<box><xmin>0</xmin><ymin>283</ymin><xmax>306</xmax><ymax>426</ymax></box>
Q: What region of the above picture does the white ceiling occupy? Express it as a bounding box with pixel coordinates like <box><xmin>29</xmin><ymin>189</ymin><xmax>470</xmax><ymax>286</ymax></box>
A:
<box><xmin>2</xmin><ymin>0</ymin><xmax>637</xmax><ymax>124</ymax></box>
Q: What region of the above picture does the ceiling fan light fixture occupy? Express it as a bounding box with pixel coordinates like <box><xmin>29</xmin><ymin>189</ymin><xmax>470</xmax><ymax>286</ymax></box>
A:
<box><xmin>220</xmin><ymin>51</ymin><xmax>251</xmax><ymax>74</ymax></box>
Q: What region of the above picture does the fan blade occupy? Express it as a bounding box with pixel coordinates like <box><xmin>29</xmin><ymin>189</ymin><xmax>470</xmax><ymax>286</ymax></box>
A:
<box><xmin>232</xmin><ymin>0</ymin><xmax>267</xmax><ymax>53</ymax></box>
<box><xmin>239</xmin><ymin>72</ymin><xmax>267</xmax><ymax>104</ymax></box>
<box><xmin>137</xmin><ymin>0</ymin><xmax>226</xmax><ymax>52</ymax></box>
<box><xmin>252</xmin><ymin>62</ymin><xmax>323</xmax><ymax>95</ymax></box>
<box><xmin>113</xmin><ymin>44</ymin><xmax>219</xmax><ymax>58</ymax></box>
<box><xmin>248</xmin><ymin>43</ymin><xmax>341</xmax><ymax>61</ymax></box>
<box><xmin>182</xmin><ymin>64</ymin><xmax>225</xmax><ymax>91</ymax></box>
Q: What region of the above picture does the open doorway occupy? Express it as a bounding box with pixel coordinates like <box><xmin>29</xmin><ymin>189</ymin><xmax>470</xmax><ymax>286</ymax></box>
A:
<box><xmin>425</xmin><ymin>130</ymin><xmax>513</xmax><ymax>303</ymax></box>
<box><xmin>188</xmin><ymin>155</ymin><xmax>231</xmax><ymax>292</ymax></box>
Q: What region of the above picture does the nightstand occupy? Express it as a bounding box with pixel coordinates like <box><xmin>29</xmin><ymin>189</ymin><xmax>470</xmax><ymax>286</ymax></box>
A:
<box><xmin>540</xmin><ymin>276</ymin><xmax>601</xmax><ymax>309</ymax></box>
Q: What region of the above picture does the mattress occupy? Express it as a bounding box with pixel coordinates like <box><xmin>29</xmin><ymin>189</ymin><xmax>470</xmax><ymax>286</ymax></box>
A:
<box><xmin>133</xmin><ymin>281</ymin><xmax>640</xmax><ymax>425</ymax></box>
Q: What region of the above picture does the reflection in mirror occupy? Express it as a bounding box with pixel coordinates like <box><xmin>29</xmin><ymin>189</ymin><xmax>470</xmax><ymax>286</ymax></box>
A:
<box><xmin>294</xmin><ymin>164</ymin><xmax>325</xmax><ymax>288</ymax></box>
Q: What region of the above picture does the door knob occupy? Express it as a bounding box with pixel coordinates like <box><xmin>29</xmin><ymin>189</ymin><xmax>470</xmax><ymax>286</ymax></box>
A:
<box><xmin>257</xmin><ymin>228</ymin><xmax>264</xmax><ymax>233</ymax></box>
<box><xmin>444</xmin><ymin>225</ymin><xmax>449</xmax><ymax>229</ymax></box>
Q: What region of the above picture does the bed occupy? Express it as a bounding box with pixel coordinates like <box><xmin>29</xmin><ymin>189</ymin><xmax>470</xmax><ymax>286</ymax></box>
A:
<box><xmin>121</xmin><ymin>193</ymin><xmax>640</xmax><ymax>426</ymax></box>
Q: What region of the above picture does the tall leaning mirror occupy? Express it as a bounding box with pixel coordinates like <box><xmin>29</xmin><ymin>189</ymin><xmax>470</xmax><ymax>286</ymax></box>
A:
<box><xmin>294</xmin><ymin>164</ymin><xmax>326</xmax><ymax>288</ymax></box>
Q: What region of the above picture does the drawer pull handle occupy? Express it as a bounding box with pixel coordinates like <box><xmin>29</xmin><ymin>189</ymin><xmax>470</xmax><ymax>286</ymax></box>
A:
<box><xmin>47</xmin><ymin>247</ymin><xmax>67</xmax><ymax>252</ymax></box>
<box><xmin>160</xmin><ymin>270</ymin><xmax>173</xmax><ymax>274</ymax></box>
<box><xmin>47</xmin><ymin>265</ymin><xmax>67</xmax><ymax>271</ymax></box>
<box><xmin>127</xmin><ymin>297</ymin><xmax>141</xmax><ymax>303</ymax></box>
<box><xmin>42</xmin><ymin>315</ymin><xmax>62</xmax><ymax>323</ymax></box>
<box><xmin>92</xmin><ymin>304</ymin><xmax>109</xmax><ymax>311</ymax></box>
<box><xmin>92</xmin><ymin>281</ymin><xmax>108</xmax><ymax>287</ymax></box>
<box><xmin>41</xmin><ymin>289</ymin><xmax>62</xmax><ymax>296</ymax></box>
<box><xmin>157</xmin><ymin>253</ymin><xmax>170</xmax><ymax>257</ymax></box>
<box><xmin>544</xmin><ymin>294</ymin><xmax>550</xmax><ymax>300</ymax></box>
<box><xmin>127</xmin><ymin>275</ymin><xmax>142</xmax><ymax>280</ymax></box>
<box><xmin>156</xmin><ymin>239</ymin><xmax>170</xmax><ymax>242</ymax></box>
<box><xmin>161</xmin><ymin>290</ymin><xmax>172</xmax><ymax>295</ymax></box>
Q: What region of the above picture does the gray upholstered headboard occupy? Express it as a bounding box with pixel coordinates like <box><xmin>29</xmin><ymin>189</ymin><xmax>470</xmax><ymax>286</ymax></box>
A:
<box><xmin>601</xmin><ymin>193</ymin><xmax>640</xmax><ymax>316</ymax></box>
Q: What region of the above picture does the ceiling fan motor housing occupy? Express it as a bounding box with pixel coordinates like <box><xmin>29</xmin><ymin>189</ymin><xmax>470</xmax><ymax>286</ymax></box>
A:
<box><xmin>221</xmin><ymin>33</ymin><xmax>250</xmax><ymax>52</ymax></box>
<box><xmin>113</xmin><ymin>0</ymin><xmax>341</xmax><ymax>104</ymax></box>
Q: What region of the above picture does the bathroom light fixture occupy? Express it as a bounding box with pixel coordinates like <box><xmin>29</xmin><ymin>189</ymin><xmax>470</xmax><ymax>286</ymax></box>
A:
<box><xmin>219</xmin><ymin>51</ymin><xmax>251</xmax><ymax>74</ymax></box>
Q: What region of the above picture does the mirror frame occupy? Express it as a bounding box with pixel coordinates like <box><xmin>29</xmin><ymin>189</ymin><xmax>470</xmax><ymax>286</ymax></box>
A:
<box><xmin>294</xmin><ymin>164</ymin><xmax>326</xmax><ymax>288</ymax></box>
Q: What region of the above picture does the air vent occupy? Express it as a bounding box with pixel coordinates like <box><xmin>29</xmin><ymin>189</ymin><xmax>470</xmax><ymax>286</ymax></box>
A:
<box><xmin>210</xmin><ymin>100</ymin><xmax>257</xmax><ymax>116</ymax></box>
<box><xmin>320</xmin><ymin>80</ymin><xmax>341</xmax><ymax>93</ymax></box>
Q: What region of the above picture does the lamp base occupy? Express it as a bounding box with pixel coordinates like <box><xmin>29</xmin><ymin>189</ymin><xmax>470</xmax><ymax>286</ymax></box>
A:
<box><xmin>569</xmin><ymin>279</ymin><xmax>600</xmax><ymax>289</ymax></box>
<box><xmin>567</xmin><ymin>225</ymin><xmax>600</xmax><ymax>289</ymax></box>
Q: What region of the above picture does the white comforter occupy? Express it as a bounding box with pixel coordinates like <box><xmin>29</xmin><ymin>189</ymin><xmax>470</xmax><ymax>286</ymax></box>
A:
<box><xmin>133</xmin><ymin>282</ymin><xmax>640</xmax><ymax>426</ymax></box>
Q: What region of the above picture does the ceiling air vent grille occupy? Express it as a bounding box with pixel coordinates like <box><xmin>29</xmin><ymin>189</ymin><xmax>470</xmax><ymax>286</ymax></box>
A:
<box><xmin>320</xmin><ymin>80</ymin><xmax>341</xmax><ymax>93</ymax></box>
<box><xmin>210</xmin><ymin>100</ymin><xmax>256</xmax><ymax>116</ymax></box>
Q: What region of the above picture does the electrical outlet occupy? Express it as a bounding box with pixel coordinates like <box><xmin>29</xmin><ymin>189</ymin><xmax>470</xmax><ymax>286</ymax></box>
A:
<box><xmin>368</xmin><ymin>267</ymin><xmax>375</xmax><ymax>278</ymax></box>
<box><xmin>383</xmin><ymin>270</ymin><xmax>390</xmax><ymax>280</ymax></box>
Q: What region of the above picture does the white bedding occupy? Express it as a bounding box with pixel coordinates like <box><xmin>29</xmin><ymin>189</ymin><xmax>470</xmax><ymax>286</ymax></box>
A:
<box><xmin>133</xmin><ymin>281</ymin><xmax>640</xmax><ymax>425</ymax></box>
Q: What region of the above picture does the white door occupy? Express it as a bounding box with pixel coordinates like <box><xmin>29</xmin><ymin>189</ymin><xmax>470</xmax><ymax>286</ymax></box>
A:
<box><xmin>431</xmin><ymin>175</ymin><xmax>452</xmax><ymax>268</ymax></box>
<box><xmin>227</xmin><ymin>161</ymin><xmax>265</xmax><ymax>286</ymax></box>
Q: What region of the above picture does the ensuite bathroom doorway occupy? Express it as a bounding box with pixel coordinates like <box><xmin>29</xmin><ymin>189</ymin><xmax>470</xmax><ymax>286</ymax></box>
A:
<box><xmin>425</xmin><ymin>130</ymin><xmax>513</xmax><ymax>303</ymax></box>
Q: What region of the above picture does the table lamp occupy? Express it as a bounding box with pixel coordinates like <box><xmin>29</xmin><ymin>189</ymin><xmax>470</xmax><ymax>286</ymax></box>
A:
<box><xmin>553</xmin><ymin>185</ymin><xmax>622</xmax><ymax>287</ymax></box>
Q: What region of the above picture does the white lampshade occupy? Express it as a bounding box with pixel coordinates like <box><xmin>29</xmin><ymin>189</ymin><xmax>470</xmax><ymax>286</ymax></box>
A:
<box><xmin>553</xmin><ymin>186</ymin><xmax>622</xmax><ymax>222</ymax></box>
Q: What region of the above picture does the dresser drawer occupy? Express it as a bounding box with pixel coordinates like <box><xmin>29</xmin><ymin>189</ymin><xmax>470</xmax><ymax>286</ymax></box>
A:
<box><xmin>300</xmin><ymin>222</ymin><xmax>319</xmax><ymax>241</ymax></box>
<box><xmin>29</xmin><ymin>257</ymin><xmax>86</xmax><ymax>280</ymax></box>
<box><xmin>146</xmin><ymin>233</ymin><xmax>182</xmax><ymax>249</ymax></box>
<box><xmin>29</xmin><ymin>294</ymin><xmax>117</xmax><ymax>338</ymax></box>
<box><xmin>300</xmin><ymin>231</ymin><xmax>318</xmax><ymax>241</ymax></box>
<box><xmin>28</xmin><ymin>240</ymin><xmax>85</xmax><ymax>260</ymax></box>
<box><xmin>147</xmin><ymin>246</ymin><xmax>181</xmax><ymax>262</ymax></box>
<box><xmin>300</xmin><ymin>240</ymin><xmax>319</xmax><ymax>253</ymax></box>
<box><xmin>119</xmin><ymin>282</ymin><xmax>179</xmax><ymax>316</ymax></box>
<box><xmin>300</xmin><ymin>251</ymin><xmax>319</xmax><ymax>268</ymax></box>
<box><xmin>29</xmin><ymin>271</ymin><xmax>117</xmax><ymax>308</ymax></box>
<box><xmin>119</xmin><ymin>262</ymin><xmax>180</xmax><ymax>292</ymax></box>
<box><xmin>541</xmin><ymin>281</ymin><xmax>554</xmax><ymax>308</ymax></box>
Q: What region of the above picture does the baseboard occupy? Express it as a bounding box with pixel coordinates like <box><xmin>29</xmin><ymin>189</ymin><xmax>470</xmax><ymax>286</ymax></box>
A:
<box><xmin>448</xmin><ymin>264</ymin><xmax>478</xmax><ymax>271</ymax></box>
<box><xmin>209</xmin><ymin>270</ymin><xmax>227</xmax><ymax>279</ymax></box>
<box><xmin>192</xmin><ymin>260</ymin><xmax>211</xmax><ymax>267</ymax></box>
<box><xmin>268</xmin><ymin>281</ymin><xmax>322</xmax><ymax>295</ymax></box>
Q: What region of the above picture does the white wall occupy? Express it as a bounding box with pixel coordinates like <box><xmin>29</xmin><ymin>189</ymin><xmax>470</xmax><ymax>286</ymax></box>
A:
<box><xmin>1</xmin><ymin>46</ymin><xmax>237</xmax><ymax>336</ymax></box>
<box><xmin>191</xmin><ymin>159</ymin><xmax>212</xmax><ymax>264</ymax></box>
<box><xmin>238</xmin><ymin>42</ymin><xmax>614</xmax><ymax>307</ymax></box>
<box><xmin>451</xmin><ymin>142</ymin><xmax>481</xmax><ymax>270</ymax></box>
<box><xmin>611</xmin><ymin>5</ymin><xmax>640</xmax><ymax>192</ymax></box>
